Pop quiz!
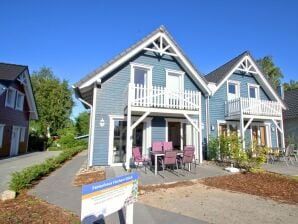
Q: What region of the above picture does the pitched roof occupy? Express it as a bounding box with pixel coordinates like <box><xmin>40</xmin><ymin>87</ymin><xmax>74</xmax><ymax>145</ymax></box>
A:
<box><xmin>74</xmin><ymin>25</ymin><xmax>209</xmax><ymax>93</ymax></box>
<box><xmin>284</xmin><ymin>89</ymin><xmax>298</xmax><ymax>119</ymax></box>
<box><xmin>205</xmin><ymin>51</ymin><xmax>249</xmax><ymax>84</ymax></box>
<box><xmin>0</xmin><ymin>62</ymin><xmax>27</xmax><ymax>81</ymax></box>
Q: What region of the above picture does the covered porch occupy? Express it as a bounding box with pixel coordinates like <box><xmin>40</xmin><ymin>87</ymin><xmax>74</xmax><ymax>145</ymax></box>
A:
<box><xmin>225</xmin><ymin>97</ymin><xmax>284</xmax><ymax>148</ymax></box>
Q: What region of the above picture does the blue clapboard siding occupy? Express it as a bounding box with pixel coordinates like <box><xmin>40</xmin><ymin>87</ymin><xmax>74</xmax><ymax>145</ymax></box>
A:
<box><xmin>209</xmin><ymin>71</ymin><xmax>279</xmax><ymax>149</ymax></box>
<box><xmin>92</xmin><ymin>50</ymin><xmax>206</xmax><ymax>165</ymax></box>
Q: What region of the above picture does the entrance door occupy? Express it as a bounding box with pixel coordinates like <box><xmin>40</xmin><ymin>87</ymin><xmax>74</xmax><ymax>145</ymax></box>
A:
<box><xmin>252</xmin><ymin>126</ymin><xmax>258</xmax><ymax>145</ymax></box>
<box><xmin>10</xmin><ymin>126</ymin><xmax>20</xmax><ymax>156</ymax></box>
<box><xmin>168</xmin><ymin>122</ymin><xmax>181</xmax><ymax>149</ymax></box>
<box><xmin>219</xmin><ymin>124</ymin><xmax>227</xmax><ymax>137</ymax></box>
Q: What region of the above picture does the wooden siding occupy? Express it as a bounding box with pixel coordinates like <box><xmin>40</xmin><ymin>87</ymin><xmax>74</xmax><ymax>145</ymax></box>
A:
<box><xmin>92</xmin><ymin>50</ymin><xmax>205</xmax><ymax>165</ymax></box>
<box><xmin>209</xmin><ymin>71</ymin><xmax>278</xmax><ymax>148</ymax></box>
<box><xmin>0</xmin><ymin>81</ymin><xmax>29</xmax><ymax>157</ymax></box>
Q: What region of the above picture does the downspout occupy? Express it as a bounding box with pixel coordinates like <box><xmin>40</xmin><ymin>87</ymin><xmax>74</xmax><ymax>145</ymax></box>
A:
<box><xmin>206</xmin><ymin>95</ymin><xmax>210</xmax><ymax>158</ymax></box>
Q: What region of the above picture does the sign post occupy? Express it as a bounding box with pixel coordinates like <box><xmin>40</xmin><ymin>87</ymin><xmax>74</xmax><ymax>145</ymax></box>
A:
<box><xmin>81</xmin><ymin>173</ymin><xmax>138</xmax><ymax>224</ymax></box>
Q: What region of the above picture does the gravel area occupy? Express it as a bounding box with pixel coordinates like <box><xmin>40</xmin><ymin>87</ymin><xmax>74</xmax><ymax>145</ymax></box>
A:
<box><xmin>139</xmin><ymin>182</ymin><xmax>298</xmax><ymax>224</ymax></box>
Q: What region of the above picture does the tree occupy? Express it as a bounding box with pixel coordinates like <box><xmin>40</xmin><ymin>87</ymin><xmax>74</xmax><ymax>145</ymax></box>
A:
<box><xmin>75</xmin><ymin>111</ymin><xmax>90</xmax><ymax>136</ymax></box>
<box><xmin>257</xmin><ymin>55</ymin><xmax>284</xmax><ymax>88</ymax></box>
<box><xmin>284</xmin><ymin>80</ymin><xmax>298</xmax><ymax>91</ymax></box>
<box><xmin>30</xmin><ymin>67</ymin><xmax>74</xmax><ymax>137</ymax></box>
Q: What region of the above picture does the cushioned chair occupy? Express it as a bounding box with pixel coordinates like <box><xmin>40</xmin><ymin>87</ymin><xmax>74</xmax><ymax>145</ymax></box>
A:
<box><xmin>158</xmin><ymin>151</ymin><xmax>178</xmax><ymax>174</ymax></box>
<box><xmin>177</xmin><ymin>147</ymin><xmax>195</xmax><ymax>173</ymax></box>
<box><xmin>163</xmin><ymin>141</ymin><xmax>173</xmax><ymax>151</ymax></box>
<box><xmin>132</xmin><ymin>147</ymin><xmax>150</xmax><ymax>172</ymax></box>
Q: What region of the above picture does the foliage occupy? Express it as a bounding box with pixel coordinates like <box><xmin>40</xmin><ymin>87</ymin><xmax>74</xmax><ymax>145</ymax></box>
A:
<box><xmin>30</xmin><ymin>67</ymin><xmax>74</xmax><ymax>137</ymax></box>
<box><xmin>257</xmin><ymin>55</ymin><xmax>284</xmax><ymax>88</ymax></box>
<box><xmin>284</xmin><ymin>80</ymin><xmax>298</xmax><ymax>91</ymax></box>
<box><xmin>9</xmin><ymin>146</ymin><xmax>86</xmax><ymax>192</ymax></box>
<box><xmin>207</xmin><ymin>136</ymin><xmax>219</xmax><ymax>160</ymax></box>
<box><xmin>75</xmin><ymin>111</ymin><xmax>90</xmax><ymax>136</ymax></box>
<box><xmin>208</xmin><ymin>135</ymin><xmax>269</xmax><ymax>171</ymax></box>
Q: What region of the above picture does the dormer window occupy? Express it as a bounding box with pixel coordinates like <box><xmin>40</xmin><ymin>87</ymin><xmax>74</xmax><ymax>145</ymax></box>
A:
<box><xmin>5</xmin><ymin>88</ymin><xmax>16</xmax><ymax>108</ymax></box>
<box><xmin>248</xmin><ymin>84</ymin><xmax>260</xmax><ymax>99</ymax></box>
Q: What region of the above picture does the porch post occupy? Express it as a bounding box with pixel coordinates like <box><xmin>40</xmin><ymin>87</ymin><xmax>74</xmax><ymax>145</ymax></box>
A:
<box><xmin>280</xmin><ymin>115</ymin><xmax>285</xmax><ymax>148</ymax></box>
<box><xmin>239</xmin><ymin>99</ymin><xmax>245</xmax><ymax>149</ymax></box>
<box><xmin>126</xmin><ymin>84</ymin><xmax>132</xmax><ymax>170</ymax></box>
<box><xmin>199</xmin><ymin>92</ymin><xmax>202</xmax><ymax>164</ymax></box>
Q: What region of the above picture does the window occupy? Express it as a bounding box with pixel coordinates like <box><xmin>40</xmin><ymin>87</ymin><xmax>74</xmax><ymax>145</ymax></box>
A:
<box><xmin>16</xmin><ymin>92</ymin><xmax>25</xmax><ymax>111</ymax></box>
<box><xmin>227</xmin><ymin>81</ymin><xmax>240</xmax><ymax>100</ymax></box>
<box><xmin>248</xmin><ymin>84</ymin><xmax>259</xmax><ymax>99</ymax></box>
<box><xmin>20</xmin><ymin>127</ymin><xmax>26</xmax><ymax>142</ymax></box>
<box><xmin>112</xmin><ymin>120</ymin><xmax>127</xmax><ymax>163</ymax></box>
<box><xmin>0</xmin><ymin>125</ymin><xmax>4</xmax><ymax>148</ymax></box>
<box><xmin>5</xmin><ymin>88</ymin><xmax>16</xmax><ymax>108</ymax></box>
<box><xmin>130</xmin><ymin>63</ymin><xmax>152</xmax><ymax>88</ymax></box>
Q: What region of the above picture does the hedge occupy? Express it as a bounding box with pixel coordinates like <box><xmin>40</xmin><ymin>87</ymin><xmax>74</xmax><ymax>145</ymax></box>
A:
<box><xmin>9</xmin><ymin>146</ymin><xmax>86</xmax><ymax>192</ymax></box>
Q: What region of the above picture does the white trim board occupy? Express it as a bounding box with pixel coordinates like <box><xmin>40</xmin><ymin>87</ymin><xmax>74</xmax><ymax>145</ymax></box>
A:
<box><xmin>212</xmin><ymin>55</ymin><xmax>286</xmax><ymax>109</ymax></box>
<box><xmin>77</xmin><ymin>29</ymin><xmax>211</xmax><ymax>95</ymax></box>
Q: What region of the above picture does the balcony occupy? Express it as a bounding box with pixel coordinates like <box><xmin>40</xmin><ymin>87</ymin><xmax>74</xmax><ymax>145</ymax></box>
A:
<box><xmin>128</xmin><ymin>83</ymin><xmax>201</xmax><ymax>112</ymax></box>
<box><xmin>225</xmin><ymin>97</ymin><xmax>282</xmax><ymax>119</ymax></box>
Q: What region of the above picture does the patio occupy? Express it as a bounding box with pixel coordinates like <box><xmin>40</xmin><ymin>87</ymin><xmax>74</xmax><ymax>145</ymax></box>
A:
<box><xmin>105</xmin><ymin>162</ymin><xmax>228</xmax><ymax>185</ymax></box>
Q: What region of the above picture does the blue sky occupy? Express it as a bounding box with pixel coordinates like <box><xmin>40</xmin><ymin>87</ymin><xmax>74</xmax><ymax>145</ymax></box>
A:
<box><xmin>1</xmin><ymin>0</ymin><xmax>297</xmax><ymax>118</ymax></box>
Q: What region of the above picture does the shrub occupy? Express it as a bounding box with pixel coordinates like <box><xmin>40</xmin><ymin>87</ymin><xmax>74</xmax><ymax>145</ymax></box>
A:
<box><xmin>208</xmin><ymin>136</ymin><xmax>219</xmax><ymax>160</ymax></box>
<box><xmin>28</xmin><ymin>134</ymin><xmax>46</xmax><ymax>152</ymax></box>
<box><xmin>9</xmin><ymin>145</ymin><xmax>86</xmax><ymax>192</ymax></box>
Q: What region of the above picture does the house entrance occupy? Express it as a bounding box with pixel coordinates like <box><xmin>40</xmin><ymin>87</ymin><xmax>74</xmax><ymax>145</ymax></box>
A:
<box><xmin>168</xmin><ymin>122</ymin><xmax>181</xmax><ymax>149</ymax></box>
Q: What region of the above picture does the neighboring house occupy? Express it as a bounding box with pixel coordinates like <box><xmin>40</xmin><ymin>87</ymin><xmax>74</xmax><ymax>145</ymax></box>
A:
<box><xmin>205</xmin><ymin>51</ymin><xmax>287</xmax><ymax>149</ymax></box>
<box><xmin>283</xmin><ymin>89</ymin><xmax>298</xmax><ymax>145</ymax></box>
<box><xmin>74</xmin><ymin>26</ymin><xmax>210</xmax><ymax>168</ymax></box>
<box><xmin>74</xmin><ymin>26</ymin><xmax>287</xmax><ymax>168</ymax></box>
<box><xmin>0</xmin><ymin>63</ymin><xmax>38</xmax><ymax>157</ymax></box>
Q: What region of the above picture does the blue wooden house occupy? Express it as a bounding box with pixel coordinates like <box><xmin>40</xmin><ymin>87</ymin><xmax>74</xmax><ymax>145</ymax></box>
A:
<box><xmin>73</xmin><ymin>26</ymin><xmax>286</xmax><ymax>168</ymax></box>
<box><xmin>205</xmin><ymin>51</ymin><xmax>287</xmax><ymax>150</ymax></box>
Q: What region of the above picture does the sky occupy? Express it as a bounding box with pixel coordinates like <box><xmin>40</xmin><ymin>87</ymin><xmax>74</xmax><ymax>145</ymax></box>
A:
<box><xmin>1</xmin><ymin>0</ymin><xmax>298</xmax><ymax>118</ymax></box>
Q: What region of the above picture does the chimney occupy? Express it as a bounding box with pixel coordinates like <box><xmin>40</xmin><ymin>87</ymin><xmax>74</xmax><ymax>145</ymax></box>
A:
<box><xmin>277</xmin><ymin>85</ymin><xmax>284</xmax><ymax>100</ymax></box>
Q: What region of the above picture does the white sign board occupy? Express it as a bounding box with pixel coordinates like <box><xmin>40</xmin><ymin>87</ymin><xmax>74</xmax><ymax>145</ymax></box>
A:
<box><xmin>81</xmin><ymin>173</ymin><xmax>138</xmax><ymax>223</ymax></box>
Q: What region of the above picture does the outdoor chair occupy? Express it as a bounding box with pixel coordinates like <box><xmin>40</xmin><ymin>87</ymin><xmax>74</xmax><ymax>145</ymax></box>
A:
<box><xmin>163</xmin><ymin>141</ymin><xmax>173</xmax><ymax>151</ymax></box>
<box><xmin>158</xmin><ymin>151</ymin><xmax>178</xmax><ymax>174</ymax></box>
<box><xmin>277</xmin><ymin>144</ymin><xmax>296</xmax><ymax>166</ymax></box>
<box><xmin>152</xmin><ymin>142</ymin><xmax>163</xmax><ymax>152</ymax></box>
<box><xmin>132</xmin><ymin>147</ymin><xmax>151</xmax><ymax>172</ymax></box>
<box><xmin>177</xmin><ymin>147</ymin><xmax>195</xmax><ymax>173</ymax></box>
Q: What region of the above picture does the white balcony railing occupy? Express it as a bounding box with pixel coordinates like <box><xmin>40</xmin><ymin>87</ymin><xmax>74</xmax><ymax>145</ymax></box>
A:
<box><xmin>129</xmin><ymin>83</ymin><xmax>200</xmax><ymax>111</ymax></box>
<box><xmin>225</xmin><ymin>97</ymin><xmax>282</xmax><ymax>118</ymax></box>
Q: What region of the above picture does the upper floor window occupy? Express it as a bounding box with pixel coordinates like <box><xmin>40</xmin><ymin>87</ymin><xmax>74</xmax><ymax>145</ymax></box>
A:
<box><xmin>248</xmin><ymin>84</ymin><xmax>260</xmax><ymax>99</ymax></box>
<box><xmin>15</xmin><ymin>92</ymin><xmax>25</xmax><ymax>111</ymax></box>
<box><xmin>227</xmin><ymin>81</ymin><xmax>240</xmax><ymax>100</ymax></box>
<box><xmin>130</xmin><ymin>63</ymin><xmax>152</xmax><ymax>88</ymax></box>
<box><xmin>5</xmin><ymin>88</ymin><xmax>16</xmax><ymax>108</ymax></box>
<box><xmin>166</xmin><ymin>69</ymin><xmax>184</xmax><ymax>93</ymax></box>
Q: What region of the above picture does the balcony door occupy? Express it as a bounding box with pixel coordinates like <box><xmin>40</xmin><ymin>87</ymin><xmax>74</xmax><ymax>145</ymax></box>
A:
<box><xmin>227</xmin><ymin>81</ymin><xmax>240</xmax><ymax>101</ymax></box>
<box><xmin>166</xmin><ymin>70</ymin><xmax>184</xmax><ymax>108</ymax></box>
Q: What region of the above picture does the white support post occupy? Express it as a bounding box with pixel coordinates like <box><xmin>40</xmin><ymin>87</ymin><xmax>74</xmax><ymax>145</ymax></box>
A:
<box><xmin>126</xmin><ymin>85</ymin><xmax>132</xmax><ymax>170</ymax></box>
<box><xmin>280</xmin><ymin>116</ymin><xmax>285</xmax><ymax>148</ymax></box>
<box><xmin>199</xmin><ymin>92</ymin><xmax>202</xmax><ymax>164</ymax></box>
<box><xmin>240</xmin><ymin>100</ymin><xmax>245</xmax><ymax>149</ymax></box>
<box><xmin>131</xmin><ymin>111</ymin><xmax>150</xmax><ymax>130</ymax></box>
<box><xmin>244</xmin><ymin>117</ymin><xmax>253</xmax><ymax>132</ymax></box>
<box><xmin>126</xmin><ymin>203</ymin><xmax>133</xmax><ymax>224</ymax></box>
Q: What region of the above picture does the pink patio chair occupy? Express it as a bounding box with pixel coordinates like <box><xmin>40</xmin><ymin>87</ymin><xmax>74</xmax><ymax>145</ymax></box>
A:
<box><xmin>158</xmin><ymin>151</ymin><xmax>178</xmax><ymax>174</ymax></box>
<box><xmin>163</xmin><ymin>141</ymin><xmax>173</xmax><ymax>151</ymax></box>
<box><xmin>177</xmin><ymin>147</ymin><xmax>195</xmax><ymax>173</ymax></box>
<box><xmin>152</xmin><ymin>142</ymin><xmax>163</xmax><ymax>152</ymax></box>
<box><xmin>132</xmin><ymin>147</ymin><xmax>150</xmax><ymax>172</ymax></box>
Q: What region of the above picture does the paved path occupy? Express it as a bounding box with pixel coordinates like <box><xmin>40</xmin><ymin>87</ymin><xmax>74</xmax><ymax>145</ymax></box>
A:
<box><xmin>0</xmin><ymin>151</ymin><xmax>61</xmax><ymax>192</ymax></box>
<box><xmin>29</xmin><ymin>152</ymin><xmax>222</xmax><ymax>223</ymax></box>
<box><xmin>263</xmin><ymin>162</ymin><xmax>298</xmax><ymax>176</ymax></box>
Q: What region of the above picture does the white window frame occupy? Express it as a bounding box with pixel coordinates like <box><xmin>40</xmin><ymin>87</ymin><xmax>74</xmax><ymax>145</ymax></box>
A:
<box><xmin>5</xmin><ymin>87</ymin><xmax>16</xmax><ymax>109</ymax></box>
<box><xmin>165</xmin><ymin>69</ymin><xmax>185</xmax><ymax>92</ymax></box>
<box><xmin>0</xmin><ymin>124</ymin><xmax>4</xmax><ymax>148</ymax></box>
<box><xmin>248</xmin><ymin>83</ymin><xmax>260</xmax><ymax>99</ymax></box>
<box><xmin>130</xmin><ymin>63</ymin><xmax>153</xmax><ymax>88</ymax></box>
<box><xmin>227</xmin><ymin>80</ymin><xmax>240</xmax><ymax>100</ymax></box>
<box><xmin>20</xmin><ymin>127</ymin><xmax>26</xmax><ymax>142</ymax></box>
<box><xmin>15</xmin><ymin>91</ymin><xmax>25</xmax><ymax>111</ymax></box>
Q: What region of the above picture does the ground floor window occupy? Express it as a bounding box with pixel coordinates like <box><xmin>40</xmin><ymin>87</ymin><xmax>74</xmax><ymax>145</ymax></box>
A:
<box><xmin>0</xmin><ymin>124</ymin><xmax>4</xmax><ymax>148</ymax></box>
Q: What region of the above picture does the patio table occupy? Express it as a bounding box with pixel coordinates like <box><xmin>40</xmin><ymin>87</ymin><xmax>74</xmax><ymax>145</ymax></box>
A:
<box><xmin>150</xmin><ymin>150</ymin><xmax>183</xmax><ymax>175</ymax></box>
